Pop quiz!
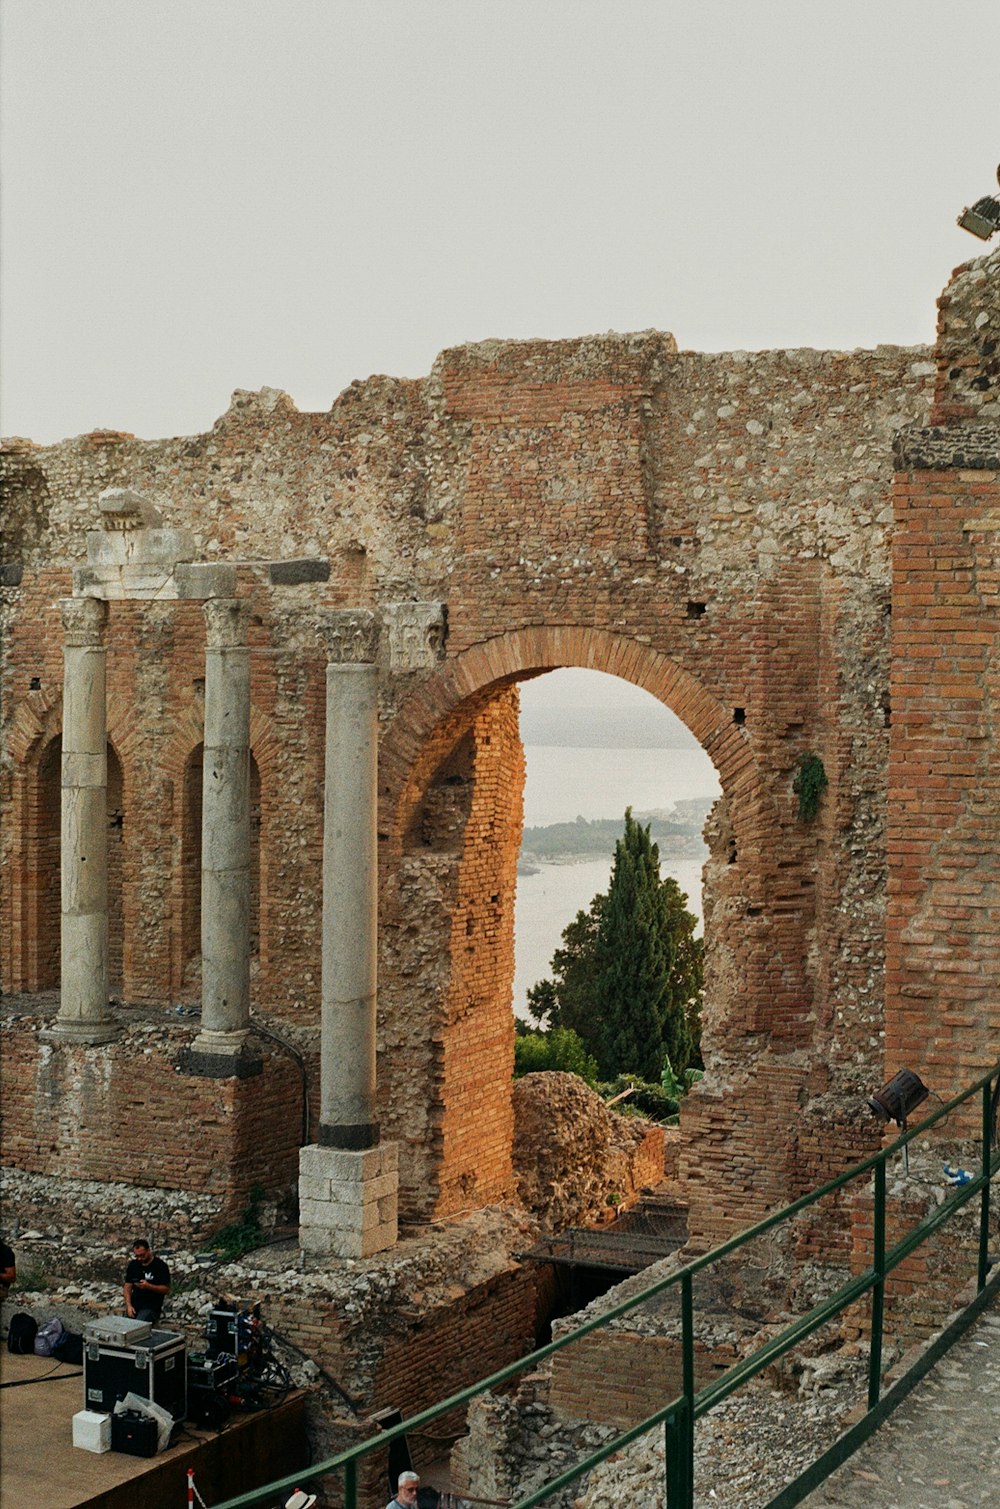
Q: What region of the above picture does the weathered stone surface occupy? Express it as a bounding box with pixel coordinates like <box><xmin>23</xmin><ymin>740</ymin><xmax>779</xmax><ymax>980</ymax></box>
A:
<box><xmin>512</xmin><ymin>1072</ymin><xmax>665</xmax><ymax>1232</ymax></box>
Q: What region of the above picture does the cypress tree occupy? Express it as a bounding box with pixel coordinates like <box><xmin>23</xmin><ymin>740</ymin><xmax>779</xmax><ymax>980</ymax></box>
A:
<box><xmin>527</xmin><ymin>808</ymin><xmax>702</xmax><ymax>1082</ymax></box>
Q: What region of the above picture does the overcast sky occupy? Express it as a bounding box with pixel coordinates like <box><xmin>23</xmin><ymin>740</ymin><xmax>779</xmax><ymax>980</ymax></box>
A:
<box><xmin>2</xmin><ymin>1</ymin><xmax>997</xmax><ymax>729</ymax></box>
<box><xmin>2</xmin><ymin>0</ymin><xmax>997</xmax><ymax>448</ymax></box>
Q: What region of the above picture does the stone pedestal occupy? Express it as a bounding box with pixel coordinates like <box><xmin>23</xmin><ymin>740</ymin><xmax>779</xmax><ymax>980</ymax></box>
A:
<box><xmin>298</xmin><ymin>1142</ymin><xmax>399</xmax><ymax>1259</ymax></box>
<box><xmin>49</xmin><ymin>597</ymin><xmax>117</xmax><ymax>1044</ymax></box>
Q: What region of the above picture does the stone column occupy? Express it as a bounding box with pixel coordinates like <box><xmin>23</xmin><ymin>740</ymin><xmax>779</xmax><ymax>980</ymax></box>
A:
<box><xmin>49</xmin><ymin>596</ymin><xmax>117</xmax><ymax>1043</ymax></box>
<box><xmin>299</xmin><ymin>609</ymin><xmax>398</xmax><ymax>1258</ymax></box>
<box><xmin>189</xmin><ymin>598</ymin><xmax>256</xmax><ymax>1071</ymax></box>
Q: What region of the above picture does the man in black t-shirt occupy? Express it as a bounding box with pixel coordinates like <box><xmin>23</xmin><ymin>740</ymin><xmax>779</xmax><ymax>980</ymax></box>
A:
<box><xmin>0</xmin><ymin>1237</ymin><xmax>15</xmax><ymax>1301</ymax></box>
<box><xmin>123</xmin><ymin>1238</ymin><xmax>171</xmax><ymax>1323</ymax></box>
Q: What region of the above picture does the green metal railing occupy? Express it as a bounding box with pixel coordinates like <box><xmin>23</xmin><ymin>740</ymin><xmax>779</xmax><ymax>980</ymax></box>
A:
<box><xmin>214</xmin><ymin>1060</ymin><xmax>1000</xmax><ymax>1509</ymax></box>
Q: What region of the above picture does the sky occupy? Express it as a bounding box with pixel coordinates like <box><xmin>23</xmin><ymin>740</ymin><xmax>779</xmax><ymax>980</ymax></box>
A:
<box><xmin>2</xmin><ymin>0</ymin><xmax>998</xmax><ymax>449</ymax></box>
<box><xmin>2</xmin><ymin>1</ymin><xmax>998</xmax><ymax>732</ymax></box>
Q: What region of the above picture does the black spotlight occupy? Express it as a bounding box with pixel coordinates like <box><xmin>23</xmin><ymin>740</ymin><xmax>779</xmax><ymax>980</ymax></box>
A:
<box><xmin>957</xmin><ymin>164</ymin><xmax>1000</xmax><ymax>241</ymax></box>
<box><xmin>867</xmin><ymin>1069</ymin><xmax>930</xmax><ymax>1127</ymax></box>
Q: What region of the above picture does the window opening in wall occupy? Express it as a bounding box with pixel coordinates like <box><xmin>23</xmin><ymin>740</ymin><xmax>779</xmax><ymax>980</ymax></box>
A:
<box><xmin>514</xmin><ymin>667</ymin><xmax>721</xmax><ymax>1079</ymax></box>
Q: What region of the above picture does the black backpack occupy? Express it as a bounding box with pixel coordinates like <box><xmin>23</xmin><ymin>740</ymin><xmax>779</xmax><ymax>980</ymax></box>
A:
<box><xmin>53</xmin><ymin>1329</ymin><xmax>84</xmax><ymax>1364</ymax></box>
<box><xmin>7</xmin><ymin>1312</ymin><xmax>38</xmax><ymax>1354</ymax></box>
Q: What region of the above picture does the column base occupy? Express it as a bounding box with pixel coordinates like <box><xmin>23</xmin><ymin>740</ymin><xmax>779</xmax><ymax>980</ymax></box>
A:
<box><xmin>43</xmin><ymin>1015</ymin><xmax>119</xmax><ymax>1046</ymax></box>
<box><xmin>180</xmin><ymin>1029</ymin><xmax>262</xmax><ymax>1079</ymax></box>
<box><xmin>298</xmin><ymin>1141</ymin><xmax>399</xmax><ymax>1259</ymax></box>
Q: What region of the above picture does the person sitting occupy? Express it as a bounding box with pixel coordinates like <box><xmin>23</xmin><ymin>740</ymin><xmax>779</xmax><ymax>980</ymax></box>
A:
<box><xmin>123</xmin><ymin>1238</ymin><xmax>170</xmax><ymax>1323</ymax></box>
<box><xmin>0</xmin><ymin>1236</ymin><xmax>15</xmax><ymax>1301</ymax></box>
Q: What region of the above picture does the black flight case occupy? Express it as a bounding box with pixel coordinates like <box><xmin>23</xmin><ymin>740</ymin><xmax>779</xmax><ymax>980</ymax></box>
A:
<box><xmin>83</xmin><ymin>1327</ymin><xmax>187</xmax><ymax>1421</ymax></box>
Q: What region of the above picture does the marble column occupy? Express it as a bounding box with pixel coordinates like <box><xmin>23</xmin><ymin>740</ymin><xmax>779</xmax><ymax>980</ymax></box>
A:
<box><xmin>190</xmin><ymin>598</ymin><xmax>253</xmax><ymax>1065</ymax></box>
<box><xmin>50</xmin><ymin>596</ymin><xmax>117</xmax><ymax>1043</ymax></box>
<box><xmin>298</xmin><ymin>610</ymin><xmax>398</xmax><ymax>1258</ymax></box>
<box><xmin>319</xmin><ymin>611</ymin><xmax>380</xmax><ymax>1149</ymax></box>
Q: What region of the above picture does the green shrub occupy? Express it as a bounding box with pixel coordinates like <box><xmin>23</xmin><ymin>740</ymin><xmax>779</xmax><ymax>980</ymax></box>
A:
<box><xmin>597</xmin><ymin>1073</ymin><xmax>680</xmax><ymax>1122</ymax></box>
<box><xmin>201</xmin><ymin>1184</ymin><xmax>266</xmax><ymax>1262</ymax></box>
<box><xmin>513</xmin><ymin>1027</ymin><xmax>600</xmax><ymax>1086</ymax></box>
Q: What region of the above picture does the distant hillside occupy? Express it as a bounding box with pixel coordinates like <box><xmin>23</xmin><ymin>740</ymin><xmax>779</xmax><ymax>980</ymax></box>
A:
<box><xmin>520</xmin><ymin>703</ymin><xmax>701</xmax><ymax>750</ymax></box>
<box><xmin>521</xmin><ymin>799</ymin><xmax>714</xmax><ymax>862</ymax></box>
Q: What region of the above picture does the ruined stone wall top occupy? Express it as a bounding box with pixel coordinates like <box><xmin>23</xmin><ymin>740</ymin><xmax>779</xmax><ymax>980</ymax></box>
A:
<box><xmin>931</xmin><ymin>245</ymin><xmax>1000</xmax><ymax>426</ymax></box>
<box><xmin>1</xmin><ymin>334</ymin><xmax>934</xmax><ymax>604</ymax></box>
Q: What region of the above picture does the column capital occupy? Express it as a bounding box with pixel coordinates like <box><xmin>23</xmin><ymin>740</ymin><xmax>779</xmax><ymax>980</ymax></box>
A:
<box><xmin>383</xmin><ymin>601</ymin><xmax>447</xmax><ymax>673</ymax></box>
<box><xmin>59</xmin><ymin>596</ymin><xmax>108</xmax><ymax>645</ymax></box>
<box><xmin>318</xmin><ymin>608</ymin><xmax>380</xmax><ymax>665</ymax></box>
<box><xmin>204</xmin><ymin>596</ymin><xmax>249</xmax><ymax>649</ymax></box>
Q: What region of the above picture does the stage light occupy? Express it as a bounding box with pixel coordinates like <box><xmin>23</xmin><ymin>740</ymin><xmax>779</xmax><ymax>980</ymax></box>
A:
<box><xmin>957</xmin><ymin>165</ymin><xmax>1000</xmax><ymax>241</ymax></box>
<box><xmin>866</xmin><ymin>1069</ymin><xmax>929</xmax><ymax>1128</ymax></box>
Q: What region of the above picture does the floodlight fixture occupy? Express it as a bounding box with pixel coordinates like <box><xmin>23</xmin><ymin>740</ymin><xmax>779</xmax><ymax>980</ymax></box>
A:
<box><xmin>866</xmin><ymin>1068</ymin><xmax>929</xmax><ymax>1128</ymax></box>
<box><xmin>957</xmin><ymin>164</ymin><xmax>1000</xmax><ymax>240</ymax></box>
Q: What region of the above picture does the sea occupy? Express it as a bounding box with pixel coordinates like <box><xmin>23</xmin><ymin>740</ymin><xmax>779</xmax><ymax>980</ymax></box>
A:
<box><xmin>513</xmin><ymin>743</ymin><xmax>722</xmax><ymax>1019</ymax></box>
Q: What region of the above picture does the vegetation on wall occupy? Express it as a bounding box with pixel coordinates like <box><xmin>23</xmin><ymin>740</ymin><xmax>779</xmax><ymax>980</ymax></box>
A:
<box><xmin>792</xmin><ymin>753</ymin><xmax>828</xmax><ymax>822</ymax></box>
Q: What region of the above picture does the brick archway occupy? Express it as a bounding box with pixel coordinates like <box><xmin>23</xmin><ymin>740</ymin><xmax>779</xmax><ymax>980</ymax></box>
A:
<box><xmin>377</xmin><ymin>626</ymin><xmax>795</xmax><ymax>1223</ymax></box>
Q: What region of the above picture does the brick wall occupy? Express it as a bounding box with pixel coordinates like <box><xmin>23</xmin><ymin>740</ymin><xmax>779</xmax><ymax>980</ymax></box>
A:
<box><xmin>0</xmin><ymin>1010</ymin><xmax>303</xmax><ymax>1234</ymax></box>
<box><xmin>266</xmin><ymin>1260</ymin><xmax>540</xmax><ymax>1465</ymax></box>
<box><xmin>549</xmin><ymin>1328</ymin><xmax>735</xmax><ymax>1430</ymax></box>
<box><xmin>1</xmin><ymin>324</ymin><xmax>940</xmax><ymax>1238</ymax></box>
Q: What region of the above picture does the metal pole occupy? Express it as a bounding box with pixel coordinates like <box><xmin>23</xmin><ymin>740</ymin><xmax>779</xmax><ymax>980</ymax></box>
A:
<box><xmin>979</xmin><ymin>1078</ymin><xmax>993</xmax><ymax>1292</ymax></box>
<box><xmin>665</xmin><ymin>1270</ymin><xmax>696</xmax><ymax>1508</ymax></box>
<box><xmin>868</xmin><ymin>1159</ymin><xmax>886</xmax><ymax>1410</ymax></box>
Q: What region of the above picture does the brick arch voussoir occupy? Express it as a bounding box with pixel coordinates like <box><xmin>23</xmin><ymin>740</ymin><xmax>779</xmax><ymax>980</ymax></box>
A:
<box><xmin>8</xmin><ymin>690</ymin><xmax>61</xmax><ymax>768</ymax></box>
<box><xmin>160</xmin><ymin>703</ymin><xmax>210</xmax><ymax>787</ymax></box>
<box><xmin>158</xmin><ymin>700</ymin><xmax>282</xmax><ymax>788</ymax></box>
<box><xmin>382</xmin><ymin>626</ymin><xmax>774</xmax><ymax>847</ymax></box>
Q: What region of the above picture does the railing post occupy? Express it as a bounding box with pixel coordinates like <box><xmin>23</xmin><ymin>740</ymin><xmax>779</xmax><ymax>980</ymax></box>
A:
<box><xmin>344</xmin><ymin>1458</ymin><xmax>357</xmax><ymax>1509</ymax></box>
<box><xmin>868</xmin><ymin>1158</ymin><xmax>886</xmax><ymax>1411</ymax></box>
<box><xmin>665</xmin><ymin>1270</ymin><xmax>695</xmax><ymax>1508</ymax></box>
<box><xmin>979</xmin><ymin>1077</ymin><xmax>993</xmax><ymax>1292</ymax></box>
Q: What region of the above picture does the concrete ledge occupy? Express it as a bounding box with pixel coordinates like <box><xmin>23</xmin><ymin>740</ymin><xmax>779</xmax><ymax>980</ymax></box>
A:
<box><xmin>893</xmin><ymin>421</ymin><xmax>1000</xmax><ymax>471</ymax></box>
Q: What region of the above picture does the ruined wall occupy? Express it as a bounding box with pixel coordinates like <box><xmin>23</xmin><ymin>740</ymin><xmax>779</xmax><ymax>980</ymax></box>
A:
<box><xmin>0</xmin><ymin>1008</ymin><xmax>303</xmax><ymax>1231</ymax></box>
<box><xmin>1</xmin><ymin>321</ymin><xmax>939</xmax><ymax>1237</ymax></box>
<box><xmin>886</xmin><ymin>245</ymin><xmax>1000</xmax><ymax>1106</ymax></box>
<box><xmin>512</xmin><ymin>1071</ymin><xmax>666</xmax><ymax>1231</ymax></box>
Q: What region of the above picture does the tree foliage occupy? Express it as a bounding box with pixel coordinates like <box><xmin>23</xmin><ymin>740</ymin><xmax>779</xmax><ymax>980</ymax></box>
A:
<box><xmin>527</xmin><ymin>808</ymin><xmax>703</xmax><ymax>1082</ymax></box>
<box><xmin>513</xmin><ymin>1026</ymin><xmax>600</xmax><ymax>1085</ymax></box>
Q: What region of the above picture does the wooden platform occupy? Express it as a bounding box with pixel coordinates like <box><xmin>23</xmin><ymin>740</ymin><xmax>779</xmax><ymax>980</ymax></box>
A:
<box><xmin>0</xmin><ymin>1347</ymin><xmax>308</xmax><ymax>1509</ymax></box>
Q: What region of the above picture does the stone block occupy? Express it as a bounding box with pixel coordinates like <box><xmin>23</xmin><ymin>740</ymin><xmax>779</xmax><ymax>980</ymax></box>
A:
<box><xmin>299</xmin><ymin>1221</ymin><xmax>334</xmax><ymax>1257</ymax></box>
<box><xmin>300</xmin><ymin>1142</ymin><xmax>394</xmax><ymax>1184</ymax></box>
<box><xmin>323</xmin><ymin>1169</ymin><xmax>397</xmax><ymax>1208</ymax></box>
<box><xmin>298</xmin><ymin>1171</ymin><xmax>332</xmax><ymax>1203</ymax></box>
<box><xmin>86</xmin><ymin>527</ymin><xmax>195</xmax><ymax>568</ymax></box>
<box><xmin>268</xmin><ymin>559</ymin><xmax>331</xmax><ymax>586</ymax></box>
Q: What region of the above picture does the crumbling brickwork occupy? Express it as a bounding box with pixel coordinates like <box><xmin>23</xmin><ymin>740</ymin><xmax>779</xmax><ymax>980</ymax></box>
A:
<box><xmin>886</xmin><ymin>246</ymin><xmax>1000</xmax><ymax>1113</ymax></box>
<box><xmin>10</xmin><ymin>253</ymin><xmax>997</xmax><ymax>1249</ymax></box>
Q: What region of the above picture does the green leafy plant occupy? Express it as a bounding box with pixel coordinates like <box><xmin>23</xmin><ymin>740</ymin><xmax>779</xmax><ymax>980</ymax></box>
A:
<box><xmin>597</xmin><ymin>1073</ymin><xmax>680</xmax><ymax>1122</ymax></box>
<box><xmin>661</xmin><ymin>1053</ymin><xmax>703</xmax><ymax>1102</ymax></box>
<box><xmin>514</xmin><ymin>1027</ymin><xmax>600</xmax><ymax>1086</ymax></box>
<box><xmin>793</xmin><ymin>754</ymin><xmax>828</xmax><ymax>822</ymax></box>
<box><xmin>13</xmin><ymin>1262</ymin><xmax>50</xmax><ymax>1293</ymax></box>
<box><xmin>203</xmin><ymin>1184</ymin><xmax>266</xmax><ymax>1263</ymax></box>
